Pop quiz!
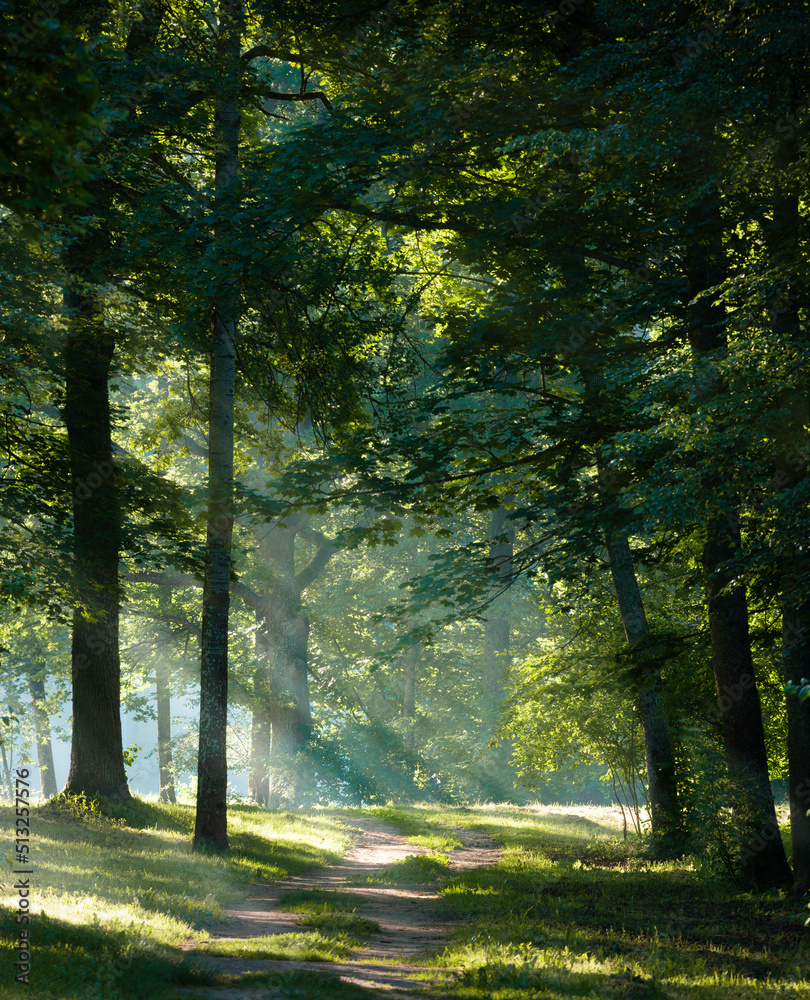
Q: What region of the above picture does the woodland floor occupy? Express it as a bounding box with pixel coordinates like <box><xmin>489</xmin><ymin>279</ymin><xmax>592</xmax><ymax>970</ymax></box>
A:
<box><xmin>179</xmin><ymin>816</ymin><xmax>501</xmax><ymax>999</ymax></box>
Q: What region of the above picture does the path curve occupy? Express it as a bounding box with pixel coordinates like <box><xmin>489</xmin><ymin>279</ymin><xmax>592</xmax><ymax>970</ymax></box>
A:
<box><xmin>181</xmin><ymin>817</ymin><xmax>500</xmax><ymax>998</ymax></box>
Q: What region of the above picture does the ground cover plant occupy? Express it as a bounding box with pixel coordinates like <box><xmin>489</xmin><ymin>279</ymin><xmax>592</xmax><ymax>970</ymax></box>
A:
<box><xmin>376</xmin><ymin>804</ymin><xmax>810</xmax><ymax>1000</ymax></box>
<box><xmin>0</xmin><ymin>797</ymin><xmax>350</xmax><ymax>999</ymax></box>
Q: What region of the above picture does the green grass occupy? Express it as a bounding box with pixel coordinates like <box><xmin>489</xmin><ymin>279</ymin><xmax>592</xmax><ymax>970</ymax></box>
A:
<box><xmin>0</xmin><ymin>796</ymin><xmax>351</xmax><ymax>999</ymax></box>
<box><xmin>274</xmin><ymin>886</ymin><xmax>380</xmax><ymax>942</ymax></box>
<box><xmin>3</xmin><ymin>798</ymin><xmax>806</xmax><ymax>1000</ymax></box>
<box><xmin>352</xmin><ymin>851</ymin><xmax>452</xmax><ymax>885</ymax></box>
<box><xmin>297</xmin><ymin>909</ymin><xmax>380</xmax><ymax>936</ymax></box>
<box><xmin>368</xmin><ymin>804</ymin><xmax>464</xmax><ymax>853</ymax></box>
<box><xmin>372</xmin><ymin>803</ymin><xmax>810</xmax><ymax>1000</ymax></box>
<box><xmin>276</xmin><ymin>887</ymin><xmax>371</xmax><ymax>913</ymax></box>
<box><xmin>197</xmin><ymin>929</ymin><xmax>360</xmax><ymax>960</ymax></box>
<box><xmin>215</xmin><ymin>967</ymin><xmax>378</xmax><ymax>998</ymax></box>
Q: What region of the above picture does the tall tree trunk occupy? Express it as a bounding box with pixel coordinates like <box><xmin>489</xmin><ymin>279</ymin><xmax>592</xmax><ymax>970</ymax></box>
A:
<box><xmin>604</xmin><ymin>531</ymin><xmax>680</xmax><ymax>851</ymax></box>
<box><xmin>249</xmin><ymin>607</ymin><xmax>271</xmax><ymax>807</ymax></box>
<box><xmin>685</xmin><ymin>187</ymin><xmax>792</xmax><ymax>888</ymax></box>
<box><xmin>402</xmin><ymin>642</ymin><xmax>419</xmax><ymax>750</ymax></box>
<box><xmin>62</xmin><ymin>277</ymin><xmax>130</xmax><ymax>802</ymax></box>
<box><xmin>193</xmin><ymin>0</ymin><xmax>240</xmax><ymax>850</ymax></box>
<box><xmin>580</xmin><ymin>363</ymin><xmax>681</xmax><ymax>850</ymax></box>
<box><xmin>480</xmin><ymin>503</ymin><xmax>514</xmax><ymax>735</ymax></box>
<box><xmin>28</xmin><ymin>676</ymin><xmax>57</xmax><ymax>800</ymax></box>
<box><xmin>269</xmin><ymin>615</ymin><xmax>312</xmax><ymax>806</ymax></box>
<box><xmin>156</xmin><ymin>658</ymin><xmax>176</xmax><ymax>804</ymax></box>
<box><xmin>768</xmin><ymin>135</ymin><xmax>810</xmax><ymax>895</ymax></box>
<box><xmin>255</xmin><ymin>517</ymin><xmax>329</xmax><ymax>809</ymax></box>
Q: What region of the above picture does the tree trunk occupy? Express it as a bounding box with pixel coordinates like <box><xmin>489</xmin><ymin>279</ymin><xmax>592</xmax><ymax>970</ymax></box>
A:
<box><xmin>62</xmin><ymin>280</ymin><xmax>130</xmax><ymax>803</ymax></box>
<box><xmin>269</xmin><ymin>615</ymin><xmax>312</xmax><ymax>806</ymax></box>
<box><xmin>768</xmin><ymin>135</ymin><xmax>810</xmax><ymax>896</ymax></box>
<box><xmin>254</xmin><ymin>517</ymin><xmax>326</xmax><ymax>809</ymax></box>
<box><xmin>156</xmin><ymin>658</ymin><xmax>176</xmax><ymax>804</ymax></box>
<box><xmin>604</xmin><ymin>531</ymin><xmax>680</xmax><ymax>851</ymax></box>
<box><xmin>580</xmin><ymin>362</ymin><xmax>681</xmax><ymax>851</ymax></box>
<box><xmin>249</xmin><ymin>608</ymin><xmax>271</xmax><ymax>807</ymax></box>
<box><xmin>28</xmin><ymin>676</ymin><xmax>57</xmax><ymax>800</ymax></box>
<box><xmin>481</xmin><ymin>503</ymin><xmax>514</xmax><ymax>734</ymax></box>
<box><xmin>685</xmin><ymin>188</ymin><xmax>792</xmax><ymax>888</ymax></box>
<box><xmin>402</xmin><ymin>642</ymin><xmax>419</xmax><ymax>750</ymax></box>
<box><xmin>193</xmin><ymin>0</ymin><xmax>240</xmax><ymax>850</ymax></box>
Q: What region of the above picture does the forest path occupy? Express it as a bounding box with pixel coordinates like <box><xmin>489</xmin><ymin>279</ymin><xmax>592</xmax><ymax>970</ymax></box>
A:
<box><xmin>179</xmin><ymin>816</ymin><xmax>501</xmax><ymax>999</ymax></box>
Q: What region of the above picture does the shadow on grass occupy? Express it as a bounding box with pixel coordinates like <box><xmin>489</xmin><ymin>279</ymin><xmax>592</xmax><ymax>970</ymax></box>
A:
<box><xmin>227</xmin><ymin>828</ymin><xmax>342</xmax><ymax>876</ymax></box>
<box><xmin>0</xmin><ymin>906</ymin><xmax>212</xmax><ymax>1000</ymax></box>
<box><xmin>439</xmin><ymin>859</ymin><xmax>807</xmax><ymax>985</ymax></box>
<box><xmin>219</xmin><ymin>967</ymin><xmax>378</xmax><ymax>999</ymax></box>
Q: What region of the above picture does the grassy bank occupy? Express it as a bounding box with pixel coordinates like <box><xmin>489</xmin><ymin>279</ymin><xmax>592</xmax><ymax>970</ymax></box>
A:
<box><xmin>0</xmin><ymin>796</ymin><xmax>351</xmax><ymax>999</ymax></box>
<box><xmin>371</xmin><ymin>803</ymin><xmax>810</xmax><ymax>1000</ymax></box>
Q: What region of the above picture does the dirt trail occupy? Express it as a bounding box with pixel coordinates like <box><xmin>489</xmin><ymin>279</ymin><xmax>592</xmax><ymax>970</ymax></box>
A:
<box><xmin>180</xmin><ymin>817</ymin><xmax>500</xmax><ymax>998</ymax></box>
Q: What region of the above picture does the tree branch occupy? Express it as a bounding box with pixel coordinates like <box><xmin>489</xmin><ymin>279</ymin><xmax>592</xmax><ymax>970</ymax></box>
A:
<box><xmin>295</xmin><ymin>528</ymin><xmax>337</xmax><ymax>591</ymax></box>
<box><xmin>241</xmin><ymin>45</ymin><xmax>309</xmax><ymax>64</ymax></box>
<box><xmin>265</xmin><ymin>90</ymin><xmax>333</xmax><ymax>111</ymax></box>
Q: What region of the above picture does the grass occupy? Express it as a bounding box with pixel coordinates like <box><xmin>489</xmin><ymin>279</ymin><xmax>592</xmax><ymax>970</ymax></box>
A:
<box><xmin>0</xmin><ymin>795</ymin><xmax>350</xmax><ymax>999</ymax></box>
<box><xmin>196</xmin><ymin>929</ymin><xmax>360</xmax><ymax>960</ymax></box>
<box><xmin>372</xmin><ymin>803</ymin><xmax>810</xmax><ymax>1000</ymax></box>
<box><xmin>276</xmin><ymin>887</ymin><xmax>371</xmax><ymax>913</ymax></box>
<box><xmin>351</xmin><ymin>851</ymin><xmax>452</xmax><ymax>885</ymax></box>
<box><xmin>2</xmin><ymin>797</ymin><xmax>806</xmax><ymax>1000</ymax></box>
<box><xmin>368</xmin><ymin>804</ymin><xmax>464</xmax><ymax>853</ymax></box>
<box><xmin>215</xmin><ymin>967</ymin><xmax>378</xmax><ymax>998</ymax></box>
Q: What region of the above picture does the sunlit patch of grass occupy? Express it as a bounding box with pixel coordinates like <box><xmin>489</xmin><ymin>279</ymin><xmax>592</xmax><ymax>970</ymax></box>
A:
<box><xmin>368</xmin><ymin>805</ymin><xmax>464</xmax><ymax>852</ymax></box>
<box><xmin>197</xmin><ymin>930</ymin><xmax>360</xmax><ymax>961</ymax></box>
<box><xmin>276</xmin><ymin>888</ymin><xmax>370</xmax><ymax>913</ymax></box>
<box><xmin>276</xmin><ymin>888</ymin><xmax>379</xmax><ymax>935</ymax></box>
<box><xmin>352</xmin><ymin>851</ymin><xmax>451</xmax><ymax>885</ymax></box>
<box><xmin>0</xmin><ymin>798</ymin><xmax>350</xmax><ymax>998</ymax></box>
<box><xmin>372</xmin><ymin>803</ymin><xmax>810</xmax><ymax>1000</ymax></box>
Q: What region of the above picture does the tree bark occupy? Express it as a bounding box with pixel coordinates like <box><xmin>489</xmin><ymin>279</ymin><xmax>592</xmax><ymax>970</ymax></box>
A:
<box><xmin>268</xmin><ymin>615</ymin><xmax>312</xmax><ymax>806</ymax></box>
<box><xmin>768</xmin><ymin>135</ymin><xmax>810</xmax><ymax>896</ymax></box>
<box><xmin>252</xmin><ymin>517</ymin><xmax>333</xmax><ymax>807</ymax></box>
<box><xmin>193</xmin><ymin>0</ymin><xmax>240</xmax><ymax>850</ymax></box>
<box><xmin>685</xmin><ymin>187</ymin><xmax>792</xmax><ymax>888</ymax></box>
<box><xmin>402</xmin><ymin>642</ymin><xmax>419</xmax><ymax>750</ymax></box>
<box><xmin>249</xmin><ymin>607</ymin><xmax>271</xmax><ymax>807</ymax></box>
<box><xmin>29</xmin><ymin>676</ymin><xmax>57</xmax><ymax>800</ymax></box>
<box><xmin>604</xmin><ymin>532</ymin><xmax>680</xmax><ymax>851</ymax></box>
<box><xmin>62</xmin><ymin>278</ymin><xmax>130</xmax><ymax>803</ymax></box>
<box><xmin>579</xmin><ymin>362</ymin><xmax>681</xmax><ymax>850</ymax></box>
<box><xmin>156</xmin><ymin>658</ymin><xmax>176</xmax><ymax>804</ymax></box>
